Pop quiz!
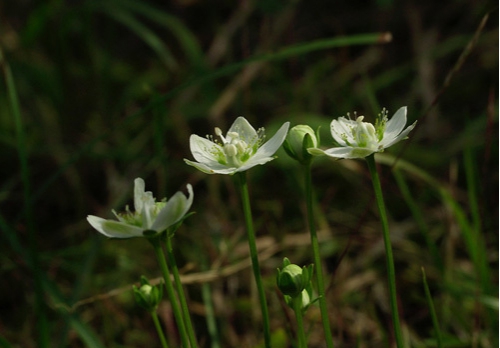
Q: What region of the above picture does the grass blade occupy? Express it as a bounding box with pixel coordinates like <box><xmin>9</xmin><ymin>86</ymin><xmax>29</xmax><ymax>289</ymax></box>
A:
<box><xmin>99</xmin><ymin>6</ymin><xmax>178</xmax><ymax>70</ymax></box>
<box><xmin>111</xmin><ymin>0</ymin><xmax>206</xmax><ymax>69</ymax></box>
<box><xmin>377</xmin><ymin>154</ymin><xmax>495</xmax><ymax>317</ymax></box>
<box><xmin>393</xmin><ymin>169</ymin><xmax>443</xmax><ymax>271</ymax></box>
<box><xmin>0</xmin><ymin>47</ymin><xmax>49</xmax><ymax>348</ymax></box>
<box><xmin>421</xmin><ymin>267</ymin><xmax>443</xmax><ymax>348</ymax></box>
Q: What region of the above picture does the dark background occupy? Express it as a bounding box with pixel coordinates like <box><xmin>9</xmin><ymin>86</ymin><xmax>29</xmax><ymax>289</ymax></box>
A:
<box><xmin>0</xmin><ymin>0</ymin><xmax>498</xmax><ymax>347</ymax></box>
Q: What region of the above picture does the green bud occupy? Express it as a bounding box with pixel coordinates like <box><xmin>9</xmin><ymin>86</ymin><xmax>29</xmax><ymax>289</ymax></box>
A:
<box><xmin>133</xmin><ymin>276</ymin><xmax>163</xmax><ymax>312</ymax></box>
<box><xmin>283</xmin><ymin>125</ymin><xmax>319</xmax><ymax>164</ymax></box>
<box><xmin>276</xmin><ymin>257</ymin><xmax>314</xmax><ymax>298</ymax></box>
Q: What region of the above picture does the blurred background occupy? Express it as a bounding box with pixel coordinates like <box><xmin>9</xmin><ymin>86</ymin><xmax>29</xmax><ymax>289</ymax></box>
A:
<box><xmin>0</xmin><ymin>0</ymin><xmax>498</xmax><ymax>347</ymax></box>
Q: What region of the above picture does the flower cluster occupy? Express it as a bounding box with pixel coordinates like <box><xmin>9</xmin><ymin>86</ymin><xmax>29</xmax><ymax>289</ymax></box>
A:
<box><xmin>85</xmin><ymin>109</ymin><xmax>416</xmax><ymax>348</ymax></box>
<box><xmin>87</xmin><ymin>107</ymin><xmax>416</xmax><ymax>238</ymax></box>
<box><xmin>87</xmin><ymin>108</ymin><xmax>415</xmax><ymax>237</ymax></box>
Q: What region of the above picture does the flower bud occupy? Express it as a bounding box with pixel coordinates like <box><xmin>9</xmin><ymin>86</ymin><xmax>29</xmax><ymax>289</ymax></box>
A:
<box><xmin>283</xmin><ymin>125</ymin><xmax>319</xmax><ymax>164</ymax></box>
<box><xmin>133</xmin><ymin>276</ymin><xmax>163</xmax><ymax>312</ymax></box>
<box><xmin>283</xmin><ymin>285</ymin><xmax>314</xmax><ymax>312</ymax></box>
<box><xmin>276</xmin><ymin>257</ymin><xmax>314</xmax><ymax>298</ymax></box>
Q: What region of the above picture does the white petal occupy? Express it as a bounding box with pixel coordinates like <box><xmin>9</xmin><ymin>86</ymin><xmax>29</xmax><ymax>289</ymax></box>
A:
<box><xmin>383</xmin><ymin>107</ymin><xmax>407</xmax><ymax>143</ymax></box>
<box><xmin>322</xmin><ymin>146</ymin><xmax>375</xmax><ymax>159</ymax></box>
<box><xmin>208</xmin><ymin>168</ymin><xmax>239</xmax><ymax>174</ymax></box>
<box><xmin>228</xmin><ymin>117</ymin><xmax>257</xmax><ymax>144</ymax></box>
<box><xmin>87</xmin><ymin>215</ymin><xmax>144</xmax><ymax>238</ymax></box>
<box><xmin>152</xmin><ymin>184</ymin><xmax>194</xmax><ymax>232</ymax></box>
<box><xmin>381</xmin><ymin>121</ymin><xmax>417</xmax><ymax>148</ymax></box>
<box><xmin>189</xmin><ymin>134</ymin><xmax>224</xmax><ymax>166</ymax></box>
<box><xmin>236</xmin><ymin>156</ymin><xmax>275</xmax><ymax>172</ymax></box>
<box><xmin>134</xmin><ymin>178</ymin><xmax>146</xmax><ymax>212</ymax></box>
<box><xmin>252</xmin><ymin>122</ymin><xmax>290</xmax><ymax>160</ymax></box>
<box><xmin>184</xmin><ymin>159</ymin><xmax>237</xmax><ymax>175</ymax></box>
<box><xmin>141</xmin><ymin>203</ymin><xmax>153</xmax><ymax>229</ymax></box>
<box><xmin>330</xmin><ymin>118</ymin><xmax>355</xmax><ymax>146</ymax></box>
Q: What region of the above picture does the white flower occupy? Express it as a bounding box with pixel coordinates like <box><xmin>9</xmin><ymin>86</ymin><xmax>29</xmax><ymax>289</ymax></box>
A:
<box><xmin>87</xmin><ymin>178</ymin><xmax>193</xmax><ymax>238</ymax></box>
<box><xmin>308</xmin><ymin>106</ymin><xmax>416</xmax><ymax>159</ymax></box>
<box><xmin>184</xmin><ymin>117</ymin><xmax>290</xmax><ymax>174</ymax></box>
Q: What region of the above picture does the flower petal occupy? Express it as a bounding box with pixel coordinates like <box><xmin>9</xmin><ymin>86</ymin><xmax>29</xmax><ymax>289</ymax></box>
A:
<box><xmin>141</xmin><ymin>202</ymin><xmax>153</xmax><ymax>230</ymax></box>
<box><xmin>228</xmin><ymin>117</ymin><xmax>257</xmax><ymax>144</ymax></box>
<box><xmin>134</xmin><ymin>178</ymin><xmax>146</xmax><ymax>212</ymax></box>
<box><xmin>251</xmin><ymin>122</ymin><xmax>290</xmax><ymax>160</ymax></box>
<box><xmin>381</xmin><ymin>121</ymin><xmax>417</xmax><ymax>148</ymax></box>
<box><xmin>184</xmin><ymin>159</ymin><xmax>237</xmax><ymax>174</ymax></box>
<box><xmin>87</xmin><ymin>215</ymin><xmax>145</xmax><ymax>238</ymax></box>
<box><xmin>330</xmin><ymin>117</ymin><xmax>356</xmax><ymax>146</ymax></box>
<box><xmin>189</xmin><ymin>134</ymin><xmax>224</xmax><ymax>166</ymax></box>
<box><xmin>235</xmin><ymin>156</ymin><xmax>275</xmax><ymax>172</ymax></box>
<box><xmin>322</xmin><ymin>146</ymin><xmax>375</xmax><ymax>159</ymax></box>
<box><xmin>152</xmin><ymin>184</ymin><xmax>194</xmax><ymax>232</ymax></box>
<box><xmin>382</xmin><ymin>107</ymin><xmax>407</xmax><ymax>144</ymax></box>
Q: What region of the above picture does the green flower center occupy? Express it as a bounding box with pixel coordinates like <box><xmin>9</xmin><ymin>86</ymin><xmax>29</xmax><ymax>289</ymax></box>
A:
<box><xmin>211</xmin><ymin>126</ymin><xmax>265</xmax><ymax>167</ymax></box>
<box><xmin>338</xmin><ymin>114</ymin><xmax>382</xmax><ymax>152</ymax></box>
<box><xmin>374</xmin><ymin>108</ymin><xmax>388</xmax><ymax>141</ymax></box>
<box><xmin>353</xmin><ymin>116</ymin><xmax>378</xmax><ymax>147</ymax></box>
<box><xmin>114</xmin><ymin>201</ymin><xmax>166</xmax><ymax>228</ymax></box>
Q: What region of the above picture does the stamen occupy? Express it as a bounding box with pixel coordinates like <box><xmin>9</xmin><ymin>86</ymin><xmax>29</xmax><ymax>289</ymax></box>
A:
<box><xmin>215</xmin><ymin>127</ymin><xmax>229</xmax><ymax>144</ymax></box>
<box><xmin>234</xmin><ymin>140</ymin><xmax>247</xmax><ymax>153</ymax></box>
<box><xmin>375</xmin><ymin>108</ymin><xmax>388</xmax><ymax>140</ymax></box>
<box><xmin>224</xmin><ymin>144</ymin><xmax>238</xmax><ymax>157</ymax></box>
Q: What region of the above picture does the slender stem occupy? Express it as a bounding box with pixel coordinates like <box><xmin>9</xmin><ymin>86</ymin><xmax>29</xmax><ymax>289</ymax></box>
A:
<box><xmin>164</xmin><ymin>235</ymin><xmax>199</xmax><ymax>348</ymax></box>
<box><xmin>151</xmin><ymin>311</ymin><xmax>170</xmax><ymax>348</ymax></box>
<box><xmin>365</xmin><ymin>154</ymin><xmax>404</xmax><ymax>348</ymax></box>
<box><xmin>302</xmin><ymin>163</ymin><xmax>335</xmax><ymax>348</ymax></box>
<box><xmin>151</xmin><ymin>238</ymin><xmax>190</xmax><ymax>348</ymax></box>
<box><xmin>291</xmin><ymin>296</ymin><xmax>307</xmax><ymax>348</ymax></box>
<box><xmin>235</xmin><ymin>172</ymin><xmax>271</xmax><ymax>348</ymax></box>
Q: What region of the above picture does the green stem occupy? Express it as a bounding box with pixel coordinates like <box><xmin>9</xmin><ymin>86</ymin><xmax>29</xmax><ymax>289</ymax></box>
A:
<box><xmin>302</xmin><ymin>163</ymin><xmax>335</xmax><ymax>348</ymax></box>
<box><xmin>151</xmin><ymin>238</ymin><xmax>190</xmax><ymax>348</ymax></box>
<box><xmin>164</xmin><ymin>235</ymin><xmax>199</xmax><ymax>348</ymax></box>
<box><xmin>291</xmin><ymin>296</ymin><xmax>307</xmax><ymax>348</ymax></box>
<box><xmin>235</xmin><ymin>172</ymin><xmax>271</xmax><ymax>348</ymax></box>
<box><xmin>365</xmin><ymin>154</ymin><xmax>404</xmax><ymax>348</ymax></box>
<box><xmin>151</xmin><ymin>311</ymin><xmax>170</xmax><ymax>348</ymax></box>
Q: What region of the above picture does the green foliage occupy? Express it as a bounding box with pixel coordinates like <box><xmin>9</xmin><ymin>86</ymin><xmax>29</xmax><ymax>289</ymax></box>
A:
<box><xmin>0</xmin><ymin>0</ymin><xmax>497</xmax><ymax>346</ymax></box>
